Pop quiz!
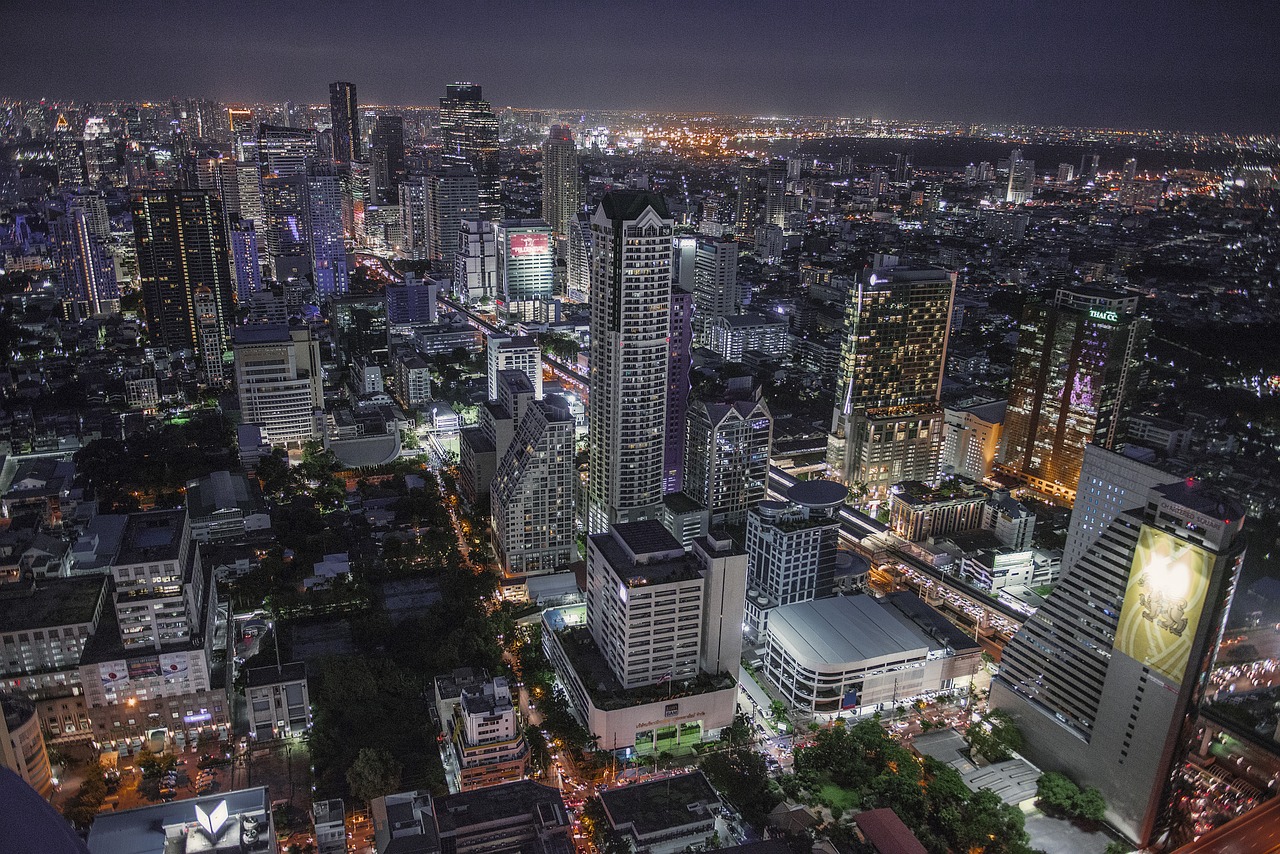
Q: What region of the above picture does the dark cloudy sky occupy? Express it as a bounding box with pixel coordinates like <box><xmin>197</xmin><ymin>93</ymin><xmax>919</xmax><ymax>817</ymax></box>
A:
<box><xmin>5</xmin><ymin>0</ymin><xmax>1278</xmax><ymax>133</ymax></box>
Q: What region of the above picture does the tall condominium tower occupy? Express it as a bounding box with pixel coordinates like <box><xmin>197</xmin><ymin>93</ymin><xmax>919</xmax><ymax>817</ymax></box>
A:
<box><xmin>684</xmin><ymin>391</ymin><xmax>773</xmax><ymax>527</ymax></box>
<box><xmin>491</xmin><ymin>395</ymin><xmax>578</xmax><ymax>576</ymax></box>
<box><xmin>328</xmin><ymin>81</ymin><xmax>360</xmax><ymax>164</ymax></box>
<box><xmin>993</xmin><ymin>482</ymin><xmax>1246</xmax><ymax>845</ymax></box>
<box><xmin>49</xmin><ymin>206</ymin><xmax>118</xmax><ymax>317</ymax></box>
<box><xmin>586</xmin><ymin>191</ymin><xmax>673</xmax><ymax>533</ymax></box>
<box><xmin>734</xmin><ymin>159</ymin><xmax>762</xmax><ymax>238</ymax></box>
<box><xmin>370</xmin><ymin>114</ymin><xmax>405</xmax><ymax>207</ymax></box>
<box><xmin>428</xmin><ymin>164</ymin><xmax>480</xmax><ymax>268</ymax></box>
<box><xmin>566</xmin><ymin>212</ymin><xmax>592</xmax><ymax>303</ymax></box>
<box><xmin>454</xmin><ymin>218</ymin><xmax>497</xmax><ymax>304</ymax></box>
<box><xmin>692</xmin><ymin>236</ymin><xmax>739</xmax><ymax>345</ymax></box>
<box><xmin>399</xmin><ymin>177</ymin><xmax>429</xmax><ymax>261</ymax></box>
<box><xmin>487</xmin><ymin>335</ymin><xmax>542</xmax><ymax>402</ymax></box>
<box><xmin>996</xmin><ymin>286</ymin><xmax>1148</xmax><ymax>502</ymax></box>
<box><xmin>827</xmin><ymin>262</ymin><xmax>955</xmax><ymax>500</ymax></box>
<box><xmin>132</xmin><ymin>189</ymin><xmax>234</xmax><ymax>356</ymax></box>
<box><xmin>305</xmin><ymin>166</ymin><xmax>349</xmax><ymax>298</ymax></box>
<box><xmin>764</xmin><ymin>158</ymin><xmax>787</xmax><ymax>228</ymax></box>
<box><xmin>439</xmin><ymin>84</ymin><xmax>501</xmax><ymax>219</ymax></box>
<box><xmin>541</xmin><ymin>125</ymin><xmax>579</xmax><ymax>239</ymax></box>
<box><xmin>228</xmin><ymin>215</ymin><xmax>262</xmax><ymax>303</ymax></box>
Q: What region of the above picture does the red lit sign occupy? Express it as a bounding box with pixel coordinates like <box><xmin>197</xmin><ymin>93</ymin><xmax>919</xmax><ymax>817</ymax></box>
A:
<box><xmin>509</xmin><ymin>233</ymin><xmax>549</xmax><ymax>257</ymax></box>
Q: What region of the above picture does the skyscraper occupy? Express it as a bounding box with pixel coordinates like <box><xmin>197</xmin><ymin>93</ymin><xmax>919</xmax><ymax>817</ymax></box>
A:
<box><xmin>996</xmin><ymin>286</ymin><xmax>1148</xmax><ymax>502</ymax></box>
<box><xmin>586</xmin><ymin>191</ymin><xmax>673</xmax><ymax>533</ymax></box>
<box><xmin>993</xmin><ymin>481</ymin><xmax>1246</xmax><ymax>845</ymax></box>
<box><xmin>49</xmin><ymin>206</ymin><xmax>118</xmax><ymax>317</ymax></box>
<box><xmin>684</xmin><ymin>391</ymin><xmax>773</xmax><ymax>526</ymax></box>
<box><xmin>495</xmin><ymin>219</ymin><xmax>555</xmax><ymax>320</ymax></box>
<box><xmin>764</xmin><ymin>158</ymin><xmax>787</xmax><ymax>228</ymax></box>
<box><xmin>428</xmin><ymin>164</ymin><xmax>480</xmax><ymax>268</ymax></box>
<box><xmin>370</xmin><ymin>114</ymin><xmax>405</xmax><ymax>207</ymax></box>
<box><xmin>258</xmin><ymin>124</ymin><xmax>318</xmax><ymax>279</ymax></box>
<box><xmin>734</xmin><ymin>159</ymin><xmax>762</xmax><ymax>238</ymax></box>
<box><xmin>439</xmin><ymin>84</ymin><xmax>501</xmax><ymax>220</ymax></box>
<box><xmin>566</xmin><ymin>212</ymin><xmax>592</xmax><ymax>303</ymax></box>
<box><xmin>664</xmin><ymin>289</ymin><xmax>694</xmax><ymax>495</ymax></box>
<box><xmin>399</xmin><ymin>177</ymin><xmax>429</xmax><ymax>261</ymax></box>
<box><xmin>1005</xmin><ymin>148</ymin><xmax>1036</xmax><ymax>204</ymax></box>
<box><xmin>454</xmin><ymin>218</ymin><xmax>497</xmax><ymax>304</ymax></box>
<box><xmin>132</xmin><ymin>189</ymin><xmax>235</xmax><ymax>358</ymax></box>
<box><xmin>228</xmin><ymin>215</ymin><xmax>262</xmax><ymax>302</ymax></box>
<box><xmin>827</xmin><ymin>262</ymin><xmax>955</xmax><ymax>500</ymax></box>
<box><xmin>491</xmin><ymin>395</ymin><xmax>578</xmax><ymax>576</ymax></box>
<box><xmin>541</xmin><ymin>126</ymin><xmax>579</xmax><ymax>239</ymax></box>
<box><xmin>329</xmin><ymin>81</ymin><xmax>360</xmax><ymax>164</ymax></box>
<box><xmin>692</xmin><ymin>236</ymin><xmax>739</xmax><ymax>345</ymax></box>
<box><xmin>305</xmin><ymin>166</ymin><xmax>349</xmax><ymax>298</ymax></box>
<box><xmin>233</xmin><ymin>325</ymin><xmax>323</xmax><ymax>448</ymax></box>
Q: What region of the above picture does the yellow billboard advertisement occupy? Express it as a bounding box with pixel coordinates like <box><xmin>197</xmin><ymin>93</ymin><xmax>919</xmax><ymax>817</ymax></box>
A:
<box><xmin>1114</xmin><ymin>526</ymin><xmax>1213</xmax><ymax>685</ymax></box>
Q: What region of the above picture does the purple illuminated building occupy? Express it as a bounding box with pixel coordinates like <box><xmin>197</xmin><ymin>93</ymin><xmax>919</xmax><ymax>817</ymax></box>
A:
<box><xmin>664</xmin><ymin>288</ymin><xmax>694</xmax><ymax>494</ymax></box>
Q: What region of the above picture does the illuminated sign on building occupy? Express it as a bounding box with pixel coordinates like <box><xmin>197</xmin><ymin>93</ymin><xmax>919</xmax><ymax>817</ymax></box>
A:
<box><xmin>1088</xmin><ymin>308</ymin><xmax>1120</xmax><ymax>323</ymax></box>
<box><xmin>509</xmin><ymin>233</ymin><xmax>549</xmax><ymax>257</ymax></box>
<box><xmin>1114</xmin><ymin>526</ymin><xmax>1212</xmax><ymax>685</ymax></box>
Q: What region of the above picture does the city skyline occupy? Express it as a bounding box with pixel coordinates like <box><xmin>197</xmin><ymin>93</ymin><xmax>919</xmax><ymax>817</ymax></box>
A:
<box><xmin>5</xmin><ymin>1</ymin><xmax>1280</xmax><ymax>134</ymax></box>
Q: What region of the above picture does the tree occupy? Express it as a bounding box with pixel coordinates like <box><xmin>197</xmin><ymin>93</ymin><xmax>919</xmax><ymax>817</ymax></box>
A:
<box><xmin>966</xmin><ymin>709</ymin><xmax>1024</xmax><ymax>763</ymax></box>
<box><xmin>1104</xmin><ymin>842</ymin><xmax>1132</xmax><ymax>854</ymax></box>
<box><xmin>1035</xmin><ymin>771</ymin><xmax>1080</xmax><ymax>814</ymax></box>
<box><xmin>346</xmin><ymin>748</ymin><xmax>403</xmax><ymax>805</ymax></box>
<box><xmin>1072</xmin><ymin>787</ymin><xmax>1107</xmax><ymax>823</ymax></box>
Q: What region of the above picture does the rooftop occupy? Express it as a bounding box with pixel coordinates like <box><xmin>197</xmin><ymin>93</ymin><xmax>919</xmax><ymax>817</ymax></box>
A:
<box><xmin>600</xmin><ymin>772</ymin><xmax>719</xmax><ymax>837</ymax></box>
<box><xmin>852</xmin><ymin>808</ymin><xmax>928</xmax><ymax>854</ymax></box>
<box><xmin>591</xmin><ymin>523</ymin><xmax>702</xmax><ymax>587</ymax></box>
<box><xmin>767</xmin><ymin>594</ymin><xmax>937</xmax><ymax>667</ymax></box>
<box><xmin>434</xmin><ymin>780</ymin><xmax>568</xmax><ymax>837</ymax></box>
<box><xmin>87</xmin><ymin>786</ymin><xmax>271</xmax><ymax>854</ymax></box>
<box><xmin>0</xmin><ymin>575</ymin><xmax>105</xmax><ymax>633</ymax></box>
<box><xmin>186</xmin><ymin>471</ymin><xmax>260</xmax><ymax>519</ymax></box>
<box><xmin>115</xmin><ymin>509</ymin><xmax>186</xmax><ymax>566</ymax></box>
<box><xmin>245</xmin><ymin>660</ymin><xmax>306</xmax><ymax>688</ymax></box>
<box><xmin>600</xmin><ymin>189</ymin><xmax>670</xmax><ymax>222</ymax></box>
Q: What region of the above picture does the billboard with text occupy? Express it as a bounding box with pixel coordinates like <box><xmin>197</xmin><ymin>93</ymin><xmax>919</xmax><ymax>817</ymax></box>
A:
<box><xmin>509</xmin><ymin>232</ymin><xmax>549</xmax><ymax>258</ymax></box>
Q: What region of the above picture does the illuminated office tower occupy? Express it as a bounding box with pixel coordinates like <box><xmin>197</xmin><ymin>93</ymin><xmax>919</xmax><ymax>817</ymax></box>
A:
<box><xmin>228</xmin><ymin>215</ymin><xmax>262</xmax><ymax>302</ymax></box>
<box><xmin>488</xmin><ymin>335</ymin><xmax>542</xmax><ymax>401</ymax></box>
<box><xmin>399</xmin><ymin>177</ymin><xmax>429</xmax><ymax>260</ymax></box>
<box><xmin>664</xmin><ymin>289</ymin><xmax>694</xmax><ymax>495</ymax></box>
<box><xmin>541</xmin><ymin>125</ymin><xmax>579</xmax><ymax>240</ymax></box>
<box><xmin>428</xmin><ymin>164</ymin><xmax>480</xmax><ymax>268</ymax></box>
<box><xmin>65</xmin><ymin>190</ymin><xmax>109</xmax><ymax>241</ymax></box>
<box><xmin>734</xmin><ymin>159</ymin><xmax>762</xmax><ymax>237</ymax></box>
<box><xmin>49</xmin><ymin>206</ymin><xmax>119</xmax><ymax>317</ymax></box>
<box><xmin>495</xmin><ymin>219</ymin><xmax>554</xmax><ymax>320</ymax></box>
<box><xmin>329</xmin><ymin>81</ymin><xmax>360</xmax><ymax>164</ymax></box>
<box><xmin>439</xmin><ymin>83</ymin><xmax>501</xmax><ymax>219</ymax></box>
<box><xmin>235</xmin><ymin>160</ymin><xmax>265</xmax><ymax>226</ymax></box>
<box><xmin>82</xmin><ymin>117</ymin><xmax>117</xmax><ymax>186</ymax></box>
<box><xmin>491</xmin><ymin>395</ymin><xmax>578</xmax><ymax>576</ymax></box>
<box><xmin>993</xmin><ymin>482</ymin><xmax>1245</xmax><ymax>845</ymax></box>
<box><xmin>305</xmin><ymin>166</ymin><xmax>349</xmax><ymax>298</ymax></box>
<box><xmin>258</xmin><ymin>125</ymin><xmax>318</xmax><ymax>277</ymax></box>
<box><xmin>764</xmin><ymin>158</ymin><xmax>787</xmax><ymax>228</ymax></box>
<box><xmin>132</xmin><ymin>189</ymin><xmax>234</xmax><ymax>356</ymax></box>
<box><xmin>258</xmin><ymin>124</ymin><xmax>317</xmax><ymax>178</ymax></box>
<box><xmin>586</xmin><ymin>191</ymin><xmax>673</xmax><ymax>533</ymax></box>
<box><xmin>1005</xmin><ymin>148</ymin><xmax>1036</xmax><ymax>204</ymax></box>
<box><xmin>370</xmin><ymin>114</ymin><xmax>405</xmax><ymax>206</ymax></box>
<box><xmin>827</xmin><ymin>262</ymin><xmax>955</xmax><ymax>501</ymax></box>
<box><xmin>455</xmin><ymin>218</ymin><xmax>498</xmax><ymax>304</ymax></box>
<box><xmin>691</xmin><ymin>235</ymin><xmax>739</xmax><ymax>345</ymax></box>
<box><xmin>996</xmin><ymin>286</ymin><xmax>1148</xmax><ymax>502</ymax></box>
<box><xmin>53</xmin><ymin>114</ymin><xmax>86</xmax><ymax>188</ymax></box>
<box><xmin>566</xmin><ymin>212</ymin><xmax>592</xmax><ymax>302</ymax></box>
<box><xmin>684</xmin><ymin>391</ymin><xmax>772</xmax><ymax>526</ymax></box>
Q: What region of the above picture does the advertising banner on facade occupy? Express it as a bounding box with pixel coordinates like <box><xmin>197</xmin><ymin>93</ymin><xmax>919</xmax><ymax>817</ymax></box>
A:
<box><xmin>159</xmin><ymin>652</ymin><xmax>190</xmax><ymax>683</ymax></box>
<box><xmin>1114</xmin><ymin>526</ymin><xmax>1212</xmax><ymax>685</ymax></box>
<box><xmin>128</xmin><ymin>656</ymin><xmax>163</xmax><ymax>680</ymax></box>
<box><xmin>509</xmin><ymin>233</ymin><xmax>549</xmax><ymax>257</ymax></box>
<box><xmin>100</xmin><ymin>661</ymin><xmax>129</xmax><ymax>691</ymax></box>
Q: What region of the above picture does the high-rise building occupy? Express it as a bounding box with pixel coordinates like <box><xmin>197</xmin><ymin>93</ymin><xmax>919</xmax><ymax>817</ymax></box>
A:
<box><xmin>399</xmin><ymin>177</ymin><xmax>429</xmax><ymax>261</ymax></box>
<box><xmin>132</xmin><ymin>189</ymin><xmax>235</xmax><ymax>357</ymax></box>
<box><xmin>1005</xmin><ymin>149</ymin><xmax>1036</xmax><ymax>204</ymax></box>
<box><xmin>329</xmin><ymin>81</ymin><xmax>360</xmax><ymax>164</ymax></box>
<box><xmin>487</xmin><ymin>335</ymin><xmax>542</xmax><ymax>401</ymax></box>
<box><xmin>305</xmin><ymin>166</ymin><xmax>349</xmax><ymax>298</ymax></box>
<box><xmin>49</xmin><ymin>206</ymin><xmax>119</xmax><ymax>317</ymax></box>
<box><xmin>491</xmin><ymin>395</ymin><xmax>578</xmax><ymax>576</ymax></box>
<box><xmin>228</xmin><ymin>215</ymin><xmax>262</xmax><ymax>303</ymax></box>
<box><xmin>494</xmin><ymin>219</ymin><xmax>555</xmax><ymax>320</ymax></box>
<box><xmin>53</xmin><ymin>115</ymin><xmax>86</xmax><ymax>188</ymax></box>
<box><xmin>684</xmin><ymin>392</ymin><xmax>772</xmax><ymax>527</ymax></box>
<box><xmin>827</xmin><ymin>262</ymin><xmax>955</xmax><ymax>501</ymax></box>
<box><xmin>734</xmin><ymin>160</ymin><xmax>762</xmax><ymax>237</ymax></box>
<box><xmin>993</xmin><ymin>482</ymin><xmax>1246</xmax><ymax>845</ymax></box>
<box><xmin>743</xmin><ymin>480</ymin><xmax>845</xmax><ymax>639</ymax></box>
<box><xmin>439</xmin><ymin>84</ymin><xmax>501</xmax><ymax>219</ymax></box>
<box><xmin>940</xmin><ymin>398</ymin><xmax>1006</xmax><ymax>482</ymax></box>
<box><xmin>370</xmin><ymin>114</ymin><xmax>405</xmax><ymax>207</ymax></box>
<box><xmin>586</xmin><ymin>191</ymin><xmax>673</xmax><ymax>533</ymax></box>
<box><xmin>692</xmin><ymin>236</ymin><xmax>739</xmax><ymax>344</ymax></box>
<box><xmin>764</xmin><ymin>158</ymin><xmax>787</xmax><ymax>228</ymax></box>
<box><xmin>541</xmin><ymin>125</ymin><xmax>579</xmax><ymax>240</ymax></box>
<box><xmin>1061</xmin><ymin>443</ymin><xmax>1187</xmax><ymax>578</ymax></box>
<box><xmin>566</xmin><ymin>212</ymin><xmax>592</xmax><ymax>303</ymax></box>
<box><xmin>428</xmin><ymin>165</ymin><xmax>480</xmax><ymax>268</ymax></box>
<box><xmin>258</xmin><ymin>125</ymin><xmax>319</xmax><ymax>280</ymax></box>
<box><xmin>332</xmin><ymin>294</ymin><xmax>389</xmax><ymax>366</ymax></box>
<box><xmin>450</xmin><ymin>220</ymin><xmax>494</xmax><ymax>306</ymax></box>
<box><xmin>996</xmin><ymin>286</ymin><xmax>1148</xmax><ymax>502</ymax></box>
<box><xmin>664</xmin><ymin>289</ymin><xmax>694</xmax><ymax>495</ymax></box>
<box><xmin>194</xmin><ymin>287</ymin><xmax>229</xmax><ymax>382</ymax></box>
<box><xmin>233</xmin><ymin>325</ymin><xmax>323</xmax><ymax>447</ymax></box>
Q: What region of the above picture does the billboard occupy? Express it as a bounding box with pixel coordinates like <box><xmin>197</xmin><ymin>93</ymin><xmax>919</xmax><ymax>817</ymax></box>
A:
<box><xmin>508</xmin><ymin>232</ymin><xmax>549</xmax><ymax>258</ymax></box>
<box><xmin>159</xmin><ymin>653</ymin><xmax>190</xmax><ymax>683</ymax></box>
<box><xmin>100</xmin><ymin>661</ymin><xmax>129</xmax><ymax>691</ymax></box>
<box><xmin>128</xmin><ymin>656</ymin><xmax>163</xmax><ymax>680</ymax></box>
<box><xmin>1114</xmin><ymin>526</ymin><xmax>1213</xmax><ymax>685</ymax></box>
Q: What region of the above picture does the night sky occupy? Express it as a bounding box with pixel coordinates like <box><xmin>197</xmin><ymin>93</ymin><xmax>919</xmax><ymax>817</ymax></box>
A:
<box><xmin>6</xmin><ymin>0</ymin><xmax>1279</xmax><ymax>133</ymax></box>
